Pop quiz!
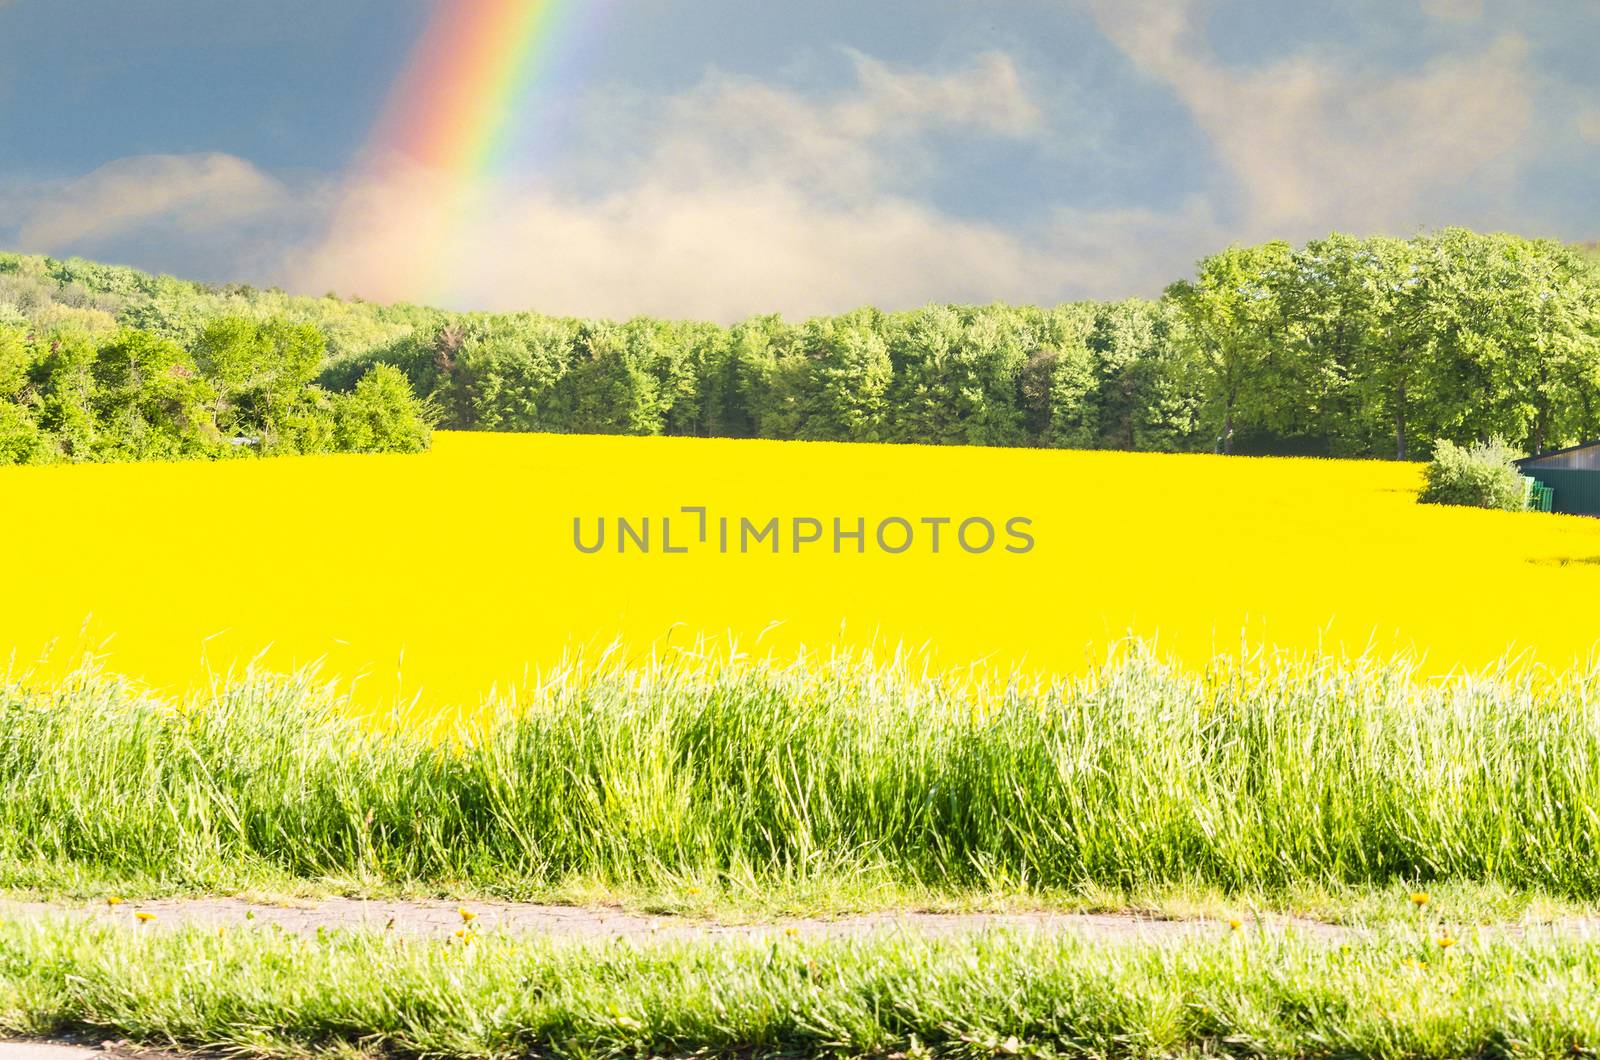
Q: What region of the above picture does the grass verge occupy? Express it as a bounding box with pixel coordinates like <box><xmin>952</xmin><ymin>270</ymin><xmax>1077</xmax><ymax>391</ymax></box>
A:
<box><xmin>1</xmin><ymin>918</ymin><xmax>1598</xmax><ymax>1058</ymax></box>
<box><xmin>7</xmin><ymin>644</ymin><xmax>1600</xmax><ymax>904</ymax></box>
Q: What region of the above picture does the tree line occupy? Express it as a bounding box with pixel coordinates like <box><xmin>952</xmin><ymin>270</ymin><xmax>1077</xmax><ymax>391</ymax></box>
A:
<box><xmin>317</xmin><ymin>299</ymin><xmax>1205</xmax><ymax>452</ymax></box>
<box><xmin>320</xmin><ymin>228</ymin><xmax>1600</xmax><ymax>459</ymax></box>
<box><xmin>6</xmin><ymin>226</ymin><xmax>1598</xmax><ymax>461</ymax></box>
<box><xmin>0</xmin><ymin>318</ymin><xmax>430</xmax><ymax>465</ymax></box>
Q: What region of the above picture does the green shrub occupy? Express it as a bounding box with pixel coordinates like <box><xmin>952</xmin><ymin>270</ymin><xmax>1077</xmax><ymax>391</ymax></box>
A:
<box><xmin>0</xmin><ymin>401</ymin><xmax>46</xmax><ymax>465</ymax></box>
<box><xmin>1419</xmin><ymin>438</ymin><xmax>1529</xmax><ymax>511</ymax></box>
<box><xmin>334</xmin><ymin>363</ymin><xmax>433</xmax><ymax>453</ymax></box>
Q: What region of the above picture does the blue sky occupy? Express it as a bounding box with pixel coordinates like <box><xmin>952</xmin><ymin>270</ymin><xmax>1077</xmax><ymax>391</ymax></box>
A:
<box><xmin>1</xmin><ymin>0</ymin><xmax>1596</xmax><ymax>319</ymax></box>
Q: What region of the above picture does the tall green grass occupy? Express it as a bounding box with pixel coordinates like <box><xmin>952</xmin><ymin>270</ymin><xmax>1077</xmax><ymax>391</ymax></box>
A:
<box><xmin>4</xmin><ymin>644</ymin><xmax>1600</xmax><ymax>895</ymax></box>
<box><xmin>5</xmin><ymin>919</ymin><xmax>1600</xmax><ymax>1058</ymax></box>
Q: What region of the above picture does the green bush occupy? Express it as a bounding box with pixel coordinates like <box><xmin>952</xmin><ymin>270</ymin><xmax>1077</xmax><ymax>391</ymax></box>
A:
<box><xmin>1419</xmin><ymin>438</ymin><xmax>1530</xmax><ymax>511</ymax></box>
<box><xmin>0</xmin><ymin>401</ymin><xmax>46</xmax><ymax>465</ymax></box>
<box><xmin>334</xmin><ymin>363</ymin><xmax>433</xmax><ymax>454</ymax></box>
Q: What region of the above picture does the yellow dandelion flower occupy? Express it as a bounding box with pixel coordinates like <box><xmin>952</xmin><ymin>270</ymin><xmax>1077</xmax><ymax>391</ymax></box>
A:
<box><xmin>784</xmin><ymin>926</ymin><xmax>800</xmax><ymax>937</ymax></box>
<box><xmin>686</xmin><ymin>886</ymin><xmax>702</xmax><ymax>896</ymax></box>
<box><xmin>134</xmin><ymin>912</ymin><xmax>155</xmax><ymax>924</ymax></box>
<box><xmin>1437</xmin><ymin>934</ymin><xmax>1456</xmax><ymax>949</ymax></box>
<box><xmin>1227</xmin><ymin>917</ymin><xmax>1243</xmax><ymax>931</ymax></box>
<box><xmin>105</xmin><ymin>896</ymin><xmax>124</xmax><ymax>907</ymax></box>
<box><xmin>458</xmin><ymin>907</ymin><xmax>477</xmax><ymax>923</ymax></box>
<box><xmin>1409</xmin><ymin>892</ymin><xmax>1430</xmax><ymax>907</ymax></box>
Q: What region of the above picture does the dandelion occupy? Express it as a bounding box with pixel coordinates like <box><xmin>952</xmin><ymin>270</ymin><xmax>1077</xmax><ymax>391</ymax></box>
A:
<box><xmin>784</xmin><ymin>926</ymin><xmax>800</xmax><ymax>937</ymax></box>
<box><xmin>1410</xmin><ymin>892</ymin><xmax>1430</xmax><ymax>907</ymax></box>
<box><xmin>134</xmin><ymin>912</ymin><xmax>155</xmax><ymax>924</ymax></box>
<box><xmin>1437</xmin><ymin>934</ymin><xmax>1456</xmax><ymax>949</ymax></box>
<box><xmin>1227</xmin><ymin>917</ymin><xmax>1243</xmax><ymax>931</ymax></box>
<box><xmin>458</xmin><ymin>907</ymin><xmax>477</xmax><ymax>924</ymax></box>
<box><xmin>105</xmin><ymin>896</ymin><xmax>123</xmax><ymax>907</ymax></box>
<box><xmin>686</xmin><ymin>886</ymin><xmax>702</xmax><ymax>896</ymax></box>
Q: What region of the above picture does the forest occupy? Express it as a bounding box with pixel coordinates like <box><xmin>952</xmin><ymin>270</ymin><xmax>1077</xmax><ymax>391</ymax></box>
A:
<box><xmin>3</xmin><ymin>226</ymin><xmax>1597</xmax><ymax>463</ymax></box>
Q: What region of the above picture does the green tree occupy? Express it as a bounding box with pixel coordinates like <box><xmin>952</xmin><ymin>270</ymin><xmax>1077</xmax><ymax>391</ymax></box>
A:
<box><xmin>91</xmin><ymin>329</ymin><xmax>216</xmax><ymax>459</ymax></box>
<box><xmin>797</xmin><ymin>309</ymin><xmax>892</xmax><ymax>442</ymax></box>
<box><xmin>886</xmin><ymin>305</ymin><xmax>1029</xmax><ymax>447</ymax></box>
<box><xmin>192</xmin><ymin>317</ymin><xmax>331</xmax><ymax>453</ymax></box>
<box><xmin>556</xmin><ymin>320</ymin><xmax>665</xmax><ymax>435</ymax></box>
<box><xmin>445</xmin><ymin>316</ymin><xmax>574</xmax><ymax>432</ymax></box>
<box><xmin>334</xmin><ymin>364</ymin><xmax>432</xmax><ymax>453</ymax></box>
<box><xmin>730</xmin><ymin>315</ymin><xmax>804</xmax><ymax>440</ymax></box>
<box><xmin>1166</xmin><ymin>241</ymin><xmax>1293</xmax><ymax>453</ymax></box>
<box><xmin>30</xmin><ymin>328</ymin><xmax>99</xmax><ymax>459</ymax></box>
<box><xmin>0</xmin><ymin>326</ymin><xmax>45</xmax><ymax>465</ymax></box>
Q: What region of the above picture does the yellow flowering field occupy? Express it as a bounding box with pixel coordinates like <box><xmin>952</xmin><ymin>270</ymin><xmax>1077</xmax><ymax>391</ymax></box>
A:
<box><xmin>3</xmin><ymin>431</ymin><xmax>1599</xmax><ymax>712</ymax></box>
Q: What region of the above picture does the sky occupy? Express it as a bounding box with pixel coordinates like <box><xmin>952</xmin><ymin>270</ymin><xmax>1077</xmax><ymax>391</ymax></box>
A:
<box><xmin>0</xmin><ymin>0</ymin><xmax>1596</xmax><ymax>320</ymax></box>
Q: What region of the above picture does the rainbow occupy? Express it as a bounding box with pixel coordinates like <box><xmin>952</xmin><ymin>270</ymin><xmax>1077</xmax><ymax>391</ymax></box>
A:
<box><xmin>346</xmin><ymin>0</ymin><xmax>590</xmax><ymax>304</ymax></box>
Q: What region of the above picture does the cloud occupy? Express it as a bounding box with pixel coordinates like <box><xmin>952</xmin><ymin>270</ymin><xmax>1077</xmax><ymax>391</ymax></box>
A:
<box><xmin>0</xmin><ymin>49</ymin><xmax>1238</xmax><ymax>318</ymax></box>
<box><xmin>11</xmin><ymin>23</ymin><xmax>1548</xmax><ymax>322</ymax></box>
<box><xmin>288</xmin><ymin>50</ymin><xmax>1102</xmax><ymax>319</ymax></box>
<box><xmin>292</xmin><ymin>177</ymin><xmax>1221</xmax><ymax>321</ymax></box>
<box><xmin>1070</xmin><ymin>0</ymin><xmax>1536</xmax><ymax>239</ymax></box>
<box><xmin>14</xmin><ymin>153</ymin><xmax>298</xmax><ymax>255</ymax></box>
<box><xmin>621</xmin><ymin>50</ymin><xmax>1041</xmax><ymax>201</ymax></box>
<box><xmin>302</xmin><ymin>173</ymin><xmax>1066</xmax><ymax>320</ymax></box>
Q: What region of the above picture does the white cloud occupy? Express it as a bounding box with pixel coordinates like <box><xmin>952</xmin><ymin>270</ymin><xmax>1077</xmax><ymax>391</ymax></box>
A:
<box><xmin>288</xmin><ymin>173</ymin><xmax>1223</xmax><ymax>321</ymax></box>
<box><xmin>13</xmin><ymin>25</ymin><xmax>1546</xmax><ymax>321</ymax></box>
<box><xmin>1070</xmin><ymin>0</ymin><xmax>1536</xmax><ymax>240</ymax></box>
<box><xmin>287</xmin><ymin>50</ymin><xmax>1104</xmax><ymax>319</ymax></box>
<box><xmin>301</xmin><ymin>176</ymin><xmax>1060</xmax><ymax>320</ymax></box>
<box><xmin>620</xmin><ymin>49</ymin><xmax>1041</xmax><ymax>201</ymax></box>
<box><xmin>15</xmin><ymin>153</ymin><xmax>294</xmax><ymax>251</ymax></box>
<box><xmin>0</xmin><ymin>49</ymin><xmax>1231</xmax><ymax>318</ymax></box>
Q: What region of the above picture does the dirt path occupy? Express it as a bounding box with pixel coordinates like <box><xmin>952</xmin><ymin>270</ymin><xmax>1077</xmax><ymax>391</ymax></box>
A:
<box><xmin>0</xmin><ymin>1044</ymin><xmax>169</xmax><ymax>1060</ymax></box>
<box><xmin>0</xmin><ymin>896</ymin><xmax>1362</xmax><ymax>942</ymax></box>
<box><xmin>9</xmin><ymin>896</ymin><xmax>1600</xmax><ymax>943</ymax></box>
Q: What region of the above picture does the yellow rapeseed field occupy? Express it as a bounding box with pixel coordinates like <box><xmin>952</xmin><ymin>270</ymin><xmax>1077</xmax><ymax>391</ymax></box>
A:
<box><xmin>3</xmin><ymin>431</ymin><xmax>1599</xmax><ymax>712</ymax></box>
